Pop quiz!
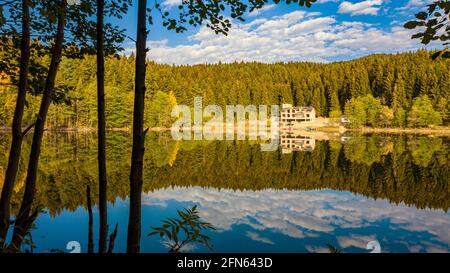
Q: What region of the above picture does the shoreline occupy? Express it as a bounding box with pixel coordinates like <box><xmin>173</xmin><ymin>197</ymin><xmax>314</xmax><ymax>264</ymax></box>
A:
<box><xmin>1</xmin><ymin>126</ymin><xmax>450</xmax><ymax>135</ymax></box>
<box><xmin>0</xmin><ymin>127</ymin><xmax>170</xmax><ymax>133</ymax></box>
<box><xmin>346</xmin><ymin>127</ymin><xmax>450</xmax><ymax>135</ymax></box>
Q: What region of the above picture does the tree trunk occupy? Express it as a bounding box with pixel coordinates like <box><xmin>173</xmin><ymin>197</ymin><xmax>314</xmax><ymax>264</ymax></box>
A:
<box><xmin>87</xmin><ymin>185</ymin><xmax>94</xmax><ymax>254</ymax></box>
<box><xmin>127</xmin><ymin>0</ymin><xmax>147</xmax><ymax>253</ymax></box>
<box><xmin>107</xmin><ymin>223</ymin><xmax>118</xmax><ymax>253</ymax></box>
<box><xmin>97</xmin><ymin>0</ymin><xmax>108</xmax><ymax>254</ymax></box>
<box><xmin>10</xmin><ymin>1</ymin><xmax>67</xmax><ymax>249</ymax></box>
<box><xmin>0</xmin><ymin>0</ymin><xmax>31</xmax><ymax>243</ymax></box>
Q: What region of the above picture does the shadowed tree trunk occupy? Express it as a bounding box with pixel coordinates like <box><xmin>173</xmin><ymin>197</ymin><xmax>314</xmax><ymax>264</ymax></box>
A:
<box><xmin>7</xmin><ymin>209</ymin><xmax>37</xmax><ymax>252</ymax></box>
<box><xmin>107</xmin><ymin>223</ymin><xmax>118</xmax><ymax>253</ymax></box>
<box><xmin>10</xmin><ymin>0</ymin><xmax>67</xmax><ymax>249</ymax></box>
<box><xmin>127</xmin><ymin>0</ymin><xmax>147</xmax><ymax>253</ymax></box>
<box><xmin>97</xmin><ymin>0</ymin><xmax>108</xmax><ymax>254</ymax></box>
<box><xmin>87</xmin><ymin>185</ymin><xmax>94</xmax><ymax>254</ymax></box>
<box><xmin>0</xmin><ymin>0</ymin><xmax>31</xmax><ymax>243</ymax></box>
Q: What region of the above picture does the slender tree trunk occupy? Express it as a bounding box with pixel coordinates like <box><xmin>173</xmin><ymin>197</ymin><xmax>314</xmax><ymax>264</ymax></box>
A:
<box><xmin>0</xmin><ymin>0</ymin><xmax>31</xmax><ymax>243</ymax></box>
<box><xmin>10</xmin><ymin>1</ymin><xmax>67</xmax><ymax>249</ymax></box>
<box><xmin>87</xmin><ymin>185</ymin><xmax>94</xmax><ymax>254</ymax></box>
<box><xmin>107</xmin><ymin>223</ymin><xmax>118</xmax><ymax>253</ymax></box>
<box><xmin>97</xmin><ymin>0</ymin><xmax>108</xmax><ymax>254</ymax></box>
<box><xmin>127</xmin><ymin>0</ymin><xmax>147</xmax><ymax>253</ymax></box>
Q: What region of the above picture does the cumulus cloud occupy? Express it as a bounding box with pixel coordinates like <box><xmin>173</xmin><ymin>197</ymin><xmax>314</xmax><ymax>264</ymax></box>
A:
<box><xmin>396</xmin><ymin>0</ymin><xmax>434</xmax><ymax>11</ymax></box>
<box><xmin>338</xmin><ymin>0</ymin><xmax>384</xmax><ymax>16</ymax></box>
<box><xmin>248</xmin><ymin>4</ymin><xmax>277</xmax><ymax>17</ymax></box>
<box><xmin>395</xmin><ymin>0</ymin><xmax>436</xmax><ymax>17</ymax></box>
<box><xmin>164</xmin><ymin>0</ymin><xmax>182</xmax><ymax>7</ymax></box>
<box><xmin>134</xmin><ymin>9</ymin><xmax>434</xmax><ymax>65</ymax></box>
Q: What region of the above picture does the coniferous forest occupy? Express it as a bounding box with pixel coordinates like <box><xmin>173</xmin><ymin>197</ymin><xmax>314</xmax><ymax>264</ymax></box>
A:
<box><xmin>1</xmin><ymin>0</ymin><xmax>450</xmax><ymax>255</ymax></box>
<box><xmin>1</xmin><ymin>50</ymin><xmax>449</xmax><ymax>129</ymax></box>
<box><xmin>0</xmin><ymin>133</ymin><xmax>448</xmax><ymax>215</ymax></box>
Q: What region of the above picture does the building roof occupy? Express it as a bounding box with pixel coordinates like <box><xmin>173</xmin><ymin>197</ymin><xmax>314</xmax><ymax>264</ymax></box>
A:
<box><xmin>281</xmin><ymin>106</ymin><xmax>315</xmax><ymax>112</ymax></box>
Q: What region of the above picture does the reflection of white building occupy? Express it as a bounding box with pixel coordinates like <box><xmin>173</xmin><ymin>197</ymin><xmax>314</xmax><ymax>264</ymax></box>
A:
<box><xmin>280</xmin><ymin>133</ymin><xmax>316</xmax><ymax>153</ymax></box>
<box><xmin>281</xmin><ymin>104</ymin><xmax>316</xmax><ymax>127</ymax></box>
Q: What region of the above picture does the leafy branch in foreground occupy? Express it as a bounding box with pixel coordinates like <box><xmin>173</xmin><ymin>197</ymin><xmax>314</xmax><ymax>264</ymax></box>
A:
<box><xmin>148</xmin><ymin>206</ymin><xmax>215</xmax><ymax>253</ymax></box>
<box><xmin>404</xmin><ymin>0</ymin><xmax>450</xmax><ymax>59</ymax></box>
<box><xmin>326</xmin><ymin>244</ymin><xmax>343</xmax><ymax>254</ymax></box>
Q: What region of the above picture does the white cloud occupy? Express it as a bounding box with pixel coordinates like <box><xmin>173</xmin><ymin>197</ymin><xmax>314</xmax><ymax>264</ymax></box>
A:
<box><xmin>396</xmin><ymin>0</ymin><xmax>435</xmax><ymax>12</ymax></box>
<box><xmin>398</xmin><ymin>0</ymin><xmax>432</xmax><ymax>9</ymax></box>
<box><xmin>132</xmin><ymin>10</ymin><xmax>436</xmax><ymax>65</ymax></box>
<box><xmin>338</xmin><ymin>0</ymin><xmax>383</xmax><ymax>16</ymax></box>
<box><xmin>316</xmin><ymin>0</ymin><xmax>340</xmax><ymax>3</ymax></box>
<box><xmin>164</xmin><ymin>0</ymin><xmax>182</xmax><ymax>7</ymax></box>
<box><xmin>248</xmin><ymin>4</ymin><xmax>277</xmax><ymax>17</ymax></box>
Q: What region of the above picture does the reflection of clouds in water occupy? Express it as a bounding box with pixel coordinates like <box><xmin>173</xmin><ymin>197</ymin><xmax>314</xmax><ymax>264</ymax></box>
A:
<box><xmin>246</xmin><ymin>231</ymin><xmax>275</xmax><ymax>245</ymax></box>
<box><xmin>305</xmin><ymin>245</ymin><xmax>331</xmax><ymax>253</ymax></box>
<box><xmin>142</xmin><ymin>187</ymin><xmax>450</xmax><ymax>252</ymax></box>
<box><xmin>161</xmin><ymin>238</ymin><xmax>198</xmax><ymax>253</ymax></box>
<box><xmin>337</xmin><ymin>234</ymin><xmax>377</xmax><ymax>249</ymax></box>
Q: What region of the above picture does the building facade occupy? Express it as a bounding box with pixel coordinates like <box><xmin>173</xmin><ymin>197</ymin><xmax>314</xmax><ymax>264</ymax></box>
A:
<box><xmin>280</xmin><ymin>104</ymin><xmax>316</xmax><ymax>126</ymax></box>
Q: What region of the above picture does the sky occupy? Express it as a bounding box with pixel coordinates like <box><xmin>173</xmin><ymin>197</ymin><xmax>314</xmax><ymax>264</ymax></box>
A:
<box><xmin>111</xmin><ymin>0</ymin><xmax>441</xmax><ymax>64</ymax></box>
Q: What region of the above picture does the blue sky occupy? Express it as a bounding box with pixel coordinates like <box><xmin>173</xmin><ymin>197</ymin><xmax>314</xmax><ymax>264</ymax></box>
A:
<box><xmin>109</xmin><ymin>0</ymin><xmax>440</xmax><ymax>64</ymax></box>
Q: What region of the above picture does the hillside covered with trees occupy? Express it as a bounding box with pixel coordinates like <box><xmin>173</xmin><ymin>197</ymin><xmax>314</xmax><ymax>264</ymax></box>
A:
<box><xmin>1</xmin><ymin>133</ymin><xmax>449</xmax><ymax>214</ymax></box>
<box><xmin>0</xmin><ymin>50</ymin><xmax>449</xmax><ymax>129</ymax></box>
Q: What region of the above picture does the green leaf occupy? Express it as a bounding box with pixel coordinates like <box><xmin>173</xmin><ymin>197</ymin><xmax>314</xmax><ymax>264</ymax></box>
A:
<box><xmin>415</xmin><ymin>11</ymin><xmax>428</xmax><ymax>20</ymax></box>
<box><xmin>404</xmin><ymin>21</ymin><xmax>420</xmax><ymax>29</ymax></box>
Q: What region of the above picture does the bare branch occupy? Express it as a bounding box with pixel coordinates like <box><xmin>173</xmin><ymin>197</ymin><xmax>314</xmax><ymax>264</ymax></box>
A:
<box><xmin>22</xmin><ymin>122</ymin><xmax>35</xmax><ymax>136</ymax></box>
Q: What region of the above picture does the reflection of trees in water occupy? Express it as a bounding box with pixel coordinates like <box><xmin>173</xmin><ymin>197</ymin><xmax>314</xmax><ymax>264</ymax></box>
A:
<box><xmin>0</xmin><ymin>132</ymin><xmax>448</xmax><ymax>216</ymax></box>
<box><xmin>86</xmin><ymin>185</ymin><xmax>118</xmax><ymax>254</ymax></box>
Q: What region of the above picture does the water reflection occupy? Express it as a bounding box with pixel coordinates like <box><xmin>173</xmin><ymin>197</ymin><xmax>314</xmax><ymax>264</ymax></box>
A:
<box><xmin>280</xmin><ymin>132</ymin><xmax>316</xmax><ymax>153</ymax></box>
<box><xmin>0</xmin><ymin>132</ymin><xmax>449</xmax><ymax>253</ymax></box>
<box><xmin>143</xmin><ymin>187</ymin><xmax>450</xmax><ymax>253</ymax></box>
<box><xmin>25</xmin><ymin>187</ymin><xmax>450</xmax><ymax>253</ymax></box>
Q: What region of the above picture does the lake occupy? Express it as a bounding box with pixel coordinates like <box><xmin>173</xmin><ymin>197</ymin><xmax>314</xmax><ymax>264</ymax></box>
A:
<box><xmin>0</xmin><ymin>132</ymin><xmax>449</xmax><ymax>253</ymax></box>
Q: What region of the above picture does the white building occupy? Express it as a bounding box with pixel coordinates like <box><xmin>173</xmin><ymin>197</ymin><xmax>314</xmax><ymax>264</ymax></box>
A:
<box><xmin>280</xmin><ymin>104</ymin><xmax>316</xmax><ymax>126</ymax></box>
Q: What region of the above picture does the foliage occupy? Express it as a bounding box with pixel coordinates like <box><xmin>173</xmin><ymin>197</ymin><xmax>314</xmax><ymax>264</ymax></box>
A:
<box><xmin>436</xmin><ymin>97</ymin><xmax>449</xmax><ymax>123</ymax></box>
<box><xmin>344</xmin><ymin>95</ymin><xmax>383</xmax><ymax>128</ymax></box>
<box><xmin>326</xmin><ymin>244</ymin><xmax>343</xmax><ymax>253</ymax></box>
<box><xmin>0</xmin><ymin>0</ymin><xmax>131</xmax><ymax>103</ymax></box>
<box><xmin>148</xmin><ymin>206</ymin><xmax>215</xmax><ymax>253</ymax></box>
<box><xmin>407</xmin><ymin>95</ymin><xmax>442</xmax><ymax>127</ymax></box>
<box><xmin>146</xmin><ymin>91</ymin><xmax>177</xmax><ymax>128</ymax></box>
<box><xmin>1</xmin><ymin>50</ymin><xmax>448</xmax><ymax>128</ymax></box>
<box><xmin>0</xmin><ymin>132</ymin><xmax>448</xmax><ymax>215</ymax></box>
<box><xmin>404</xmin><ymin>0</ymin><xmax>450</xmax><ymax>59</ymax></box>
<box><xmin>378</xmin><ymin>106</ymin><xmax>394</xmax><ymax>127</ymax></box>
<box><xmin>63</xmin><ymin>0</ymin><xmax>132</xmax><ymax>57</ymax></box>
<box><xmin>149</xmin><ymin>0</ymin><xmax>317</xmax><ymax>35</ymax></box>
<box><xmin>393</xmin><ymin>108</ymin><xmax>407</xmax><ymax>128</ymax></box>
<box><xmin>344</xmin><ymin>97</ymin><xmax>366</xmax><ymax>128</ymax></box>
<box><xmin>345</xmin><ymin>94</ymin><xmax>443</xmax><ymax>128</ymax></box>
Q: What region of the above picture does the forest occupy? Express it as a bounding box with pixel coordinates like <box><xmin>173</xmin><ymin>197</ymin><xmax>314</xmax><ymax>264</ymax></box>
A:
<box><xmin>1</xmin><ymin>0</ymin><xmax>449</xmax><ymax>254</ymax></box>
<box><xmin>1</xmin><ymin>50</ymin><xmax>449</xmax><ymax>129</ymax></box>
<box><xmin>1</xmin><ymin>133</ymin><xmax>449</xmax><ymax>215</ymax></box>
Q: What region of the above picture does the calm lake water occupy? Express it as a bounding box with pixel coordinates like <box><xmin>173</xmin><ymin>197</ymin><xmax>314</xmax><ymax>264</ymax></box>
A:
<box><xmin>0</xmin><ymin>132</ymin><xmax>449</xmax><ymax>253</ymax></box>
